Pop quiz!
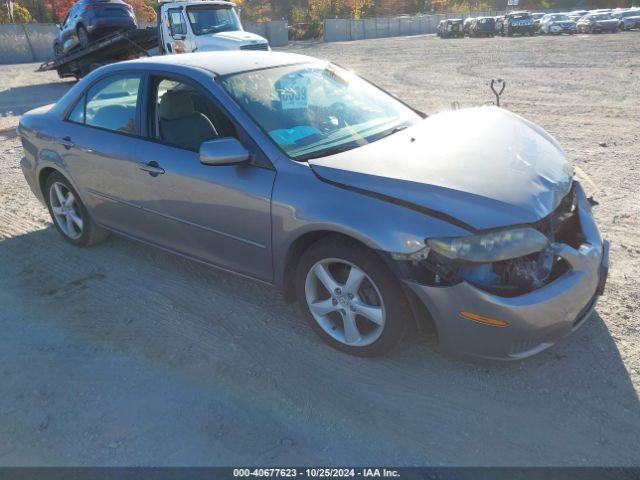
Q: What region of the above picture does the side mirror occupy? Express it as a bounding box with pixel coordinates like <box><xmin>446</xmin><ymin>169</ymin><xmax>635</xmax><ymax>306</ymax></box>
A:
<box><xmin>200</xmin><ymin>138</ymin><xmax>250</xmax><ymax>166</ymax></box>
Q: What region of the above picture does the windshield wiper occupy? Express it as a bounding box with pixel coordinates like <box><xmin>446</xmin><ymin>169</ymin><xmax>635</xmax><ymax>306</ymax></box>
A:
<box><xmin>375</xmin><ymin>124</ymin><xmax>410</xmax><ymax>140</ymax></box>
<box><xmin>295</xmin><ymin>143</ymin><xmax>362</xmax><ymax>162</ymax></box>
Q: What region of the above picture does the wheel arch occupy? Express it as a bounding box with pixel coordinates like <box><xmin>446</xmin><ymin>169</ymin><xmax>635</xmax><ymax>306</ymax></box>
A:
<box><xmin>38</xmin><ymin>166</ymin><xmax>60</xmax><ymax>198</ymax></box>
<box><xmin>281</xmin><ymin>230</ymin><xmax>366</xmax><ymax>303</ymax></box>
<box><xmin>281</xmin><ymin>229</ymin><xmax>437</xmax><ymax>337</ymax></box>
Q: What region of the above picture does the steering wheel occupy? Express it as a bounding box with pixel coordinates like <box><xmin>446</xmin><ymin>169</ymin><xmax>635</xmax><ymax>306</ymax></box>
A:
<box><xmin>318</xmin><ymin>102</ymin><xmax>347</xmax><ymax>133</ymax></box>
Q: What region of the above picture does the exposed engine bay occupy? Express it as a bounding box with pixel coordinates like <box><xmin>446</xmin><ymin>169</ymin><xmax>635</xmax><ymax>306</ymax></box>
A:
<box><xmin>399</xmin><ymin>184</ymin><xmax>587</xmax><ymax>297</ymax></box>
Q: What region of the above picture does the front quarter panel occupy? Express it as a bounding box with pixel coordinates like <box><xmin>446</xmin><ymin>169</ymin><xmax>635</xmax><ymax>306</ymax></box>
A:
<box><xmin>271</xmin><ymin>159</ymin><xmax>470</xmax><ymax>286</ymax></box>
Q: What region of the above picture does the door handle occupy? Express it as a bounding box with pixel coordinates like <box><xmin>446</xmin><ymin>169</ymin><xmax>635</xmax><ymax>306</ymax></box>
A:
<box><xmin>57</xmin><ymin>136</ymin><xmax>75</xmax><ymax>149</ymax></box>
<box><xmin>139</xmin><ymin>161</ymin><xmax>165</xmax><ymax>176</ymax></box>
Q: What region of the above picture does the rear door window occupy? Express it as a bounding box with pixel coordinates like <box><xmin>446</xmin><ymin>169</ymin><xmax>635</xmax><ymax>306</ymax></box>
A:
<box><xmin>71</xmin><ymin>74</ymin><xmax>142</xmax><ymax>135</ymax></box>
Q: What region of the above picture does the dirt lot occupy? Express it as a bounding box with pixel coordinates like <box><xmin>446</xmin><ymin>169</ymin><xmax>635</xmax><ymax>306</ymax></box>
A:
<box><xmin>0</xmin><ymin>33</ymin><xmax>639</xmax><ymax>466</ymax></box>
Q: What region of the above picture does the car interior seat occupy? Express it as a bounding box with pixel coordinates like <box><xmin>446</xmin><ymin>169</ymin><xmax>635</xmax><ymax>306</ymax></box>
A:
<box><xmin>159</xmin><ymin>90</ymin><xmax>219</xmax><ymax>151</ymax></box>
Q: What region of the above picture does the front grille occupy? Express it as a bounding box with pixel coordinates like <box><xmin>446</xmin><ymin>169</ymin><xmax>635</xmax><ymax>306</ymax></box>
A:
<box><xmin>240</xmin><ymin>43</ymin><xmax>269</xmax><ymax>51</ymax></box>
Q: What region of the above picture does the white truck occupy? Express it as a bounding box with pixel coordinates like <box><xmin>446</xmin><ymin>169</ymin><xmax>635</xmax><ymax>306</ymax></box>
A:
<box><xmin>157</xmin><ymin>0</ymin><xmax>270</xmax><ymax>54</ymax></box>
<box><xmin>40</xmin><ymin>0</ymin><xmax>270</xmax><ymax>79</ymax></box>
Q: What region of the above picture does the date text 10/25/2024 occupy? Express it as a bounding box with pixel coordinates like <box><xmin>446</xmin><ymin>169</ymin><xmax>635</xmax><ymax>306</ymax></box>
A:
<box><xmin>233</xmin><ymin>468</ymin><xmax>400</xmax><ymax>478</ymax></box>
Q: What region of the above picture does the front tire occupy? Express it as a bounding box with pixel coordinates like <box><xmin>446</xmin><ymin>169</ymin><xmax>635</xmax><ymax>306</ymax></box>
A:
<box><xmin>45</xmin><ymin>172</ymin><xmax>109</xmax><ymax>247</ymax></box>
<box><xmin>296</xmin><ymin>237</ymin><xmax>411</xmax><ymax>356</ymax></box>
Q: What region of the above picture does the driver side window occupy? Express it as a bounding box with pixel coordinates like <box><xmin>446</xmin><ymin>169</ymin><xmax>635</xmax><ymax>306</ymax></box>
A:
<box><xmin>168</xmin><ymin>9</ymin><xmax>187</xmax><ymax>37</ymax></box>
<box><xmin>152</xmin><ymin>77</ymin><xmax>237</xmax><ymax>152</ymax></box>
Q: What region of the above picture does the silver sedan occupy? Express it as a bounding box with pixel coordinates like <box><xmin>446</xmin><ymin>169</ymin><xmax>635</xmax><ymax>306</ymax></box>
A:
<box><xmin>18</xmin><ymin>51</ymin><xmax>609</xmax><ymax>360</ymax></box>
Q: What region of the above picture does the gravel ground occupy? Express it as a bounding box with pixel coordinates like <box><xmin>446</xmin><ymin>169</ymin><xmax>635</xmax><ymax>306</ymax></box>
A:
<box><xmin>0</xmin><ymin>33</ymin><xmax>639</xmax><ymax>466</ymax></box>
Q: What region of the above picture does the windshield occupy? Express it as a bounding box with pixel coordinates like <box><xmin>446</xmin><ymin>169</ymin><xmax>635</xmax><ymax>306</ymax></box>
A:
<box><xmin>619</xmin><ymin>11</ymin><xmax>639</xmax><ymax>17</ymax></box>
<box><xmin>186</xmin><ymin>5</ymin><xmax>241</xmax><ymax>35</ymax></box>
<box><xmin>550</xmin><ymin>15</ymin><xmax>570</xmax><ymax>21</ymax></box>
<box><xmin>591</xmin><ymin>14</ymin><xmax>611</xmax><ymax>20</ymax></box>
<box><xmin>219</xmin><ymin>63</ymin><xmax>422</xmax><ymax>161</ymax></box>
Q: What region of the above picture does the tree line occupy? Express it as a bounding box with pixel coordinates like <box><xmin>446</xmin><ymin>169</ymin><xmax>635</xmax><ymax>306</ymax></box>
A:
<box><xmin>1</xmin><ymin>0</ymin><xmax>633</xmax><ymax>26</ymax></box>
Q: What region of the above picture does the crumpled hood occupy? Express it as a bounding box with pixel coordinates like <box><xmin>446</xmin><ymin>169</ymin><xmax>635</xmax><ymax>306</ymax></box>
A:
<box><xmin>194</xmin><ymin>30</ymin><xmax>268</xmax><ymax>51</ymax></box>
<box><xmin>309</xmin><ymin>106</ymin><xmax>574</xmax><ymax>231</ymax></box>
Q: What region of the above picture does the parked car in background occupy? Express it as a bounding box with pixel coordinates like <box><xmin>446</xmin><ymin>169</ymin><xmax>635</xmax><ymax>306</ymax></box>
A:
<box><xmin>531</xmin><ymin>12</ymin><xmax>545</xmax><ymax>30</ymax></box>
<box><xmin>539</xmin><ymin>14</ymin><xmax>577</xmax><ymax>35</ymax></box>
<box><xmin>462</xmin><ymin>17</ymin><xmax>474</xmax><ymax>36</ymax></box>
<box><xmin>577</xmin><ymin>13</ymin><xmax>619</xmax><ymax>33</ymax></box>
<box><xmin>437</xmin><ymin>19</ymin><xmax>464</xmax><ymax>38</ymax></box>
<box><xmin>501</xmin><ymin>11</ymin><xmax>536</xmax><ymax>36</ymax></box>
<box><xmin>468</xmin><ymin>16</ymin><xmax>496</xmax><ymax>37</ymax></box>
<box><xmin>17</xmin><ymin>51</ymin><xmax>609</xmax><ymax>360</ymax></box>
<box><xmin>567</xmin><ymin>10</ymin><xmax>589</xmax><ymax>22</ymax></box>
<box><xmin>54</xmin><ymin>0</ymin><xmax>137</xmax><ymax>57</ymax></box>
<box><xmin>611</xmin><ymin>9</ymin><xmax>640</xmax><ymax>30</ymax></box>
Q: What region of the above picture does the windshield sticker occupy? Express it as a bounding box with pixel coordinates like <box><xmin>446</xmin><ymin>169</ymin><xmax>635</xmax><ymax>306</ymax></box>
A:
<box><xmin>323</xmin><ymin>68</ymin><xmax>349</xmax><ymax>88</ymax></box>
<box><xmin>278</xmin><ymin>75</ymin><xmax>309</xmax><ymax>110</ymax></box>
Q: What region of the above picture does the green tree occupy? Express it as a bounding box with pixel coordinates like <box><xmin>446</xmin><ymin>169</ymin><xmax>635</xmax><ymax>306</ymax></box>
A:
<box><xmin>0</xmin><ymin>1</ymin><xmax>34</xmax><ymax>23</ymax></box>
<box><xmin>236</xmin><ymin>0</ymin><xmax>274</xmax><ymax>22</ymax></box>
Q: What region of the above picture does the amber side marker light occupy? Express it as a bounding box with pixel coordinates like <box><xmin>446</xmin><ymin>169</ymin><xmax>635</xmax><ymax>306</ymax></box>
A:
<box><xmin>459</xmin><ymin>311</ymin><xmax>509</xmax><ymax>327</ymax></box>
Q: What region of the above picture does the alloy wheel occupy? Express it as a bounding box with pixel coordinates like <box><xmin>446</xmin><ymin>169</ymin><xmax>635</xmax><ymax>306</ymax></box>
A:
<box><xmin>304</xmin><ymin>258</ymin><xmax>386</xmax><ymax>347</ymax></box>
<box><xmin>49</xmin><ymin>181</ymin><xmax>83</xmax><ymax>240</ymax></box>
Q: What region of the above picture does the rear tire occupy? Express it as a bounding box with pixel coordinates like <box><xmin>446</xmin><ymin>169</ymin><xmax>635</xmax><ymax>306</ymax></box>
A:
<box><xmin>77</xmin><ymin>26</ymin><xmax>90</xmax><ymax>48</ymax></box>
<box><xmin>44</xmin><ymin>172</ymin><xmax>109</xmax><ymax>247</ymax></box>
<box><xmin>296</xmin><ymin>236</ymin><xmax>411</xmax><ymax>357</ymax></box>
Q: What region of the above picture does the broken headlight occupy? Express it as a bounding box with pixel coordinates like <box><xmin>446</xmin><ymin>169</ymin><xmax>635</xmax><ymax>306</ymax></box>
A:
<box><xmin>427</xmin><ymin>227</ymin><xmax>549</xmax><ymax>263</ymax></box>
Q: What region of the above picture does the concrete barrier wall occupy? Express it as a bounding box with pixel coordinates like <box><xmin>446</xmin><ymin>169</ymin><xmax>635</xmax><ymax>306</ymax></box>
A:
<box><xmin>244</xmin><ymin>20</ymin><xmax>289</xmax><ymax>47</ymax></box>
<box><xmin>0</xmin><ymin>20</ymin><xmax>288</xmax><ymax>65</ymax></box>
<box><xmin>324</xmin><ymin>11</ymin><xmax>516</xmax><ymax>42</ymax></box>
<box><xmin>0</xmin><ymin>23</ymin><xmax>58</xmax><ymax>64</ymax></box>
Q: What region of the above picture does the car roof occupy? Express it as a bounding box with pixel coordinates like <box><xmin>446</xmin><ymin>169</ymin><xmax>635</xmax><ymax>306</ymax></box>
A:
<box><xmin>121</xmin><ymin>51</ymin><xmax>317</xmax><ymax>77</ymax></box>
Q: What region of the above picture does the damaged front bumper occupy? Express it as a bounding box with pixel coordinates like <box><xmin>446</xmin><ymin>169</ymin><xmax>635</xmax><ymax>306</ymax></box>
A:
<box><xmin>403</xmin><ymin>183</ymin><xmax>609</xmax><ymax>360</ymax></box>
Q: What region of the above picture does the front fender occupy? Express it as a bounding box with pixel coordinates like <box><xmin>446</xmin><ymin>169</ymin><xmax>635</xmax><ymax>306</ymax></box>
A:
<box><xmin>271</xmin><ymin>161</ymin><xmax>469</xmax><ymax>286</ymax></box>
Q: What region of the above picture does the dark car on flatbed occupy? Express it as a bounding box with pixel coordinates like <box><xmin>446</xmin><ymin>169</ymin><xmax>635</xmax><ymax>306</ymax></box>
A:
<box><xmin>54</xmin><ymin>0</ymin><xmax>137</xmax><ymax>58</ymax></box>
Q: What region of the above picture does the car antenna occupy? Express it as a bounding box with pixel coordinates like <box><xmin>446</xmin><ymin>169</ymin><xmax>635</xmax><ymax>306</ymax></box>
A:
<box><xmin>490</xmin><ymin>79</ymin><xmax>506</xmax><ymax>106</ymax></box>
